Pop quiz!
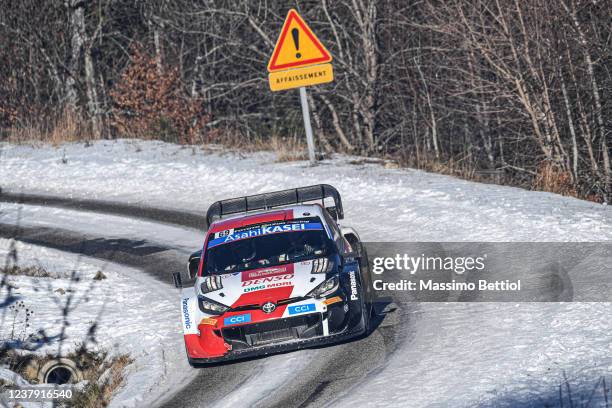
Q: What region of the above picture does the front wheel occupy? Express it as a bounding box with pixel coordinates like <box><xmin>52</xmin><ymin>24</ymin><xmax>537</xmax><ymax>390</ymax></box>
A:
<box><xmin>358</xmin><ymin>243</ymin><xmax>375</xmax><ymax>322</ymax></box>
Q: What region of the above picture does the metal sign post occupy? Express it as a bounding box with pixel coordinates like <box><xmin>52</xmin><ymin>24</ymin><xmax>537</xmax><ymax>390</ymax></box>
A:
<box><xmin>299</xmin><ymin>86</ymin><xmax>316</xmax><ymax>165</ymax></box>
<box><xmin>267</xmin><ymin>9</ymin><xmax>334</xmax><ymax>166</ymax></box>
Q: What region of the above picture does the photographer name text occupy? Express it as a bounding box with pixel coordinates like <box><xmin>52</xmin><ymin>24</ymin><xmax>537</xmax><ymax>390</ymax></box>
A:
<box><xmin>373</xmin><ymin>279</ymin><xmax>521</xmax><ymax>291</ymax></box>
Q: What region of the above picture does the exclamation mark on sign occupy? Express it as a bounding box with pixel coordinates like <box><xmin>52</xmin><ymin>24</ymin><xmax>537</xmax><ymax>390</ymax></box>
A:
<box><xmin>292</xmin><ymin>28</ymin><xmax>301</xmax><ymax>59</ymax></box>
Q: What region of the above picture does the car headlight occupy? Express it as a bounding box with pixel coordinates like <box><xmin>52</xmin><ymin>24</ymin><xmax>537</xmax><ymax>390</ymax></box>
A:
<box><xmin>200</xmin><ymin>275</ymin><xmax>223</xmax><ymax>294</ymax></box>
<box><xmin>311</xmin><ymin>257</ymin><xmax>335</xmax><ymax>274</ymax></box>
<box><xmin>308</xmin><ymin>275</ymin><xmax>339</xmax><ymax>298</ymax></box>
<box><xmin>198</xmin><ymin>296</ymin><xmax>229</xmax><ymax>315</ymax></box>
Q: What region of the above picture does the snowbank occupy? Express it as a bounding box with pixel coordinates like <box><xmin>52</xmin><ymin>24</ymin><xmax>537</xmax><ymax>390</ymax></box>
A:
<box><xmin>1</xmin><ymin>140</ymin><xmax>611</xmax><ymax>242</ymax></box>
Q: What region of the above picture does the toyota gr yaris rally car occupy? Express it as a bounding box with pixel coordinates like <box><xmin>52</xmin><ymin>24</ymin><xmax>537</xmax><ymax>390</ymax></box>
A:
<box><xmin>173</xmin><ymin>184</ymin><xmax>372</xmax><ymax>365</ymax></box>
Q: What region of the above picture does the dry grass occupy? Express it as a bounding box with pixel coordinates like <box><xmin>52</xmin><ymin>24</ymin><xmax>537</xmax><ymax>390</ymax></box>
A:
<box><xmin>202</xmin><ymin>130</ymin><xmax>308</xmax><ymax>162</ymax></box>
<box><xmin>268</xmin><ymin>135</ymin><xmax>308</xmax><ymax>162</ymax></box>
<box><xmin>70</xmin><ymin>353</ymin><xmax>132</xmax><ymax>407</ymax></box>
<box><xmin>532</xmin><ymin>161</ymin><xmax>577</xmax><ymax>197</ymax></box>
<box><xmin>1</xmin><ymin>265</ymin><xmax>52</xmax><ymax>278</ymax></box>
<box><xmin>397</xmin><ymin>149</ymin><xmax>483</xmax><ymax>182</ymax></box>
<box><xmin>4</xmin><ymin>108</ymin><xmax>93</xmax><ymax>145</ymax></box>
<box><xmin>395</xmin><ymin>149</ymin><xmax>604</xmax><ymax>201</ymax></box>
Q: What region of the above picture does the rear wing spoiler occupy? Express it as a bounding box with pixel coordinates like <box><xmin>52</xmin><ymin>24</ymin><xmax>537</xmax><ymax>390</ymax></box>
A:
<box><xmin>206</xmin><ymin>184</ymin><xmax>344</xmax><ymax>226</ymax></box>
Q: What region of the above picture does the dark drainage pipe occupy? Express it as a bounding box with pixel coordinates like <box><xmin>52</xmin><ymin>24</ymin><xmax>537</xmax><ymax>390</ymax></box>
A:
<box><xmin>38</xmin><ymin>358</ymin><xmax>83</xmax><ymax>384</ymax></box>
<box><xmin>45</xmin><ymin>365</ymin><xmax>73</xmax><ymax>384</ymax></box>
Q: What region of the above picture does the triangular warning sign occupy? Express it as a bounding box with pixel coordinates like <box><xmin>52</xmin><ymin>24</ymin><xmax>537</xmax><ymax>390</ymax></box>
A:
<box><xmin>267</xmin><ymin>9</ymin><xmax>332</xmax><ymax>72</ymax></box>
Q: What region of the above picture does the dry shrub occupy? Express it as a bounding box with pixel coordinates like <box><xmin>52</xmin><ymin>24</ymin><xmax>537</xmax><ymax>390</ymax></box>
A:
<box><xmin>532</xmin><ymin>162</ymin><xmax>577</xmax><ymax>197</ymax></box>
<box><xmin>93</xmin><ymin>270</ymin><xmax>107</xmax><ymax>281</ymax></box>
<box><xmin>110</xmin><ymin>44</ymin><xmax>209</xmax><ymax>144</ymax></box>
<box><xmin>47</xmin><ymin>108</ymin><xmax>90</xmax><ymax>145</ymax></box>
<box><xmin>70</xmin><ymin>353</ymin><xmax>132</xmax><ymax>407</ymax></box>
<box><xmin>268</xmin><ymin>135</ymin><xmax>308</xmax><ymax>162</ymax></box>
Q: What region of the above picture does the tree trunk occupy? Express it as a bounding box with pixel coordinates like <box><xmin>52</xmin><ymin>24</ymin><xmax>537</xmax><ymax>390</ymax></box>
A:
<box><xmin>65</xmin><ymin>0</ymin><xmax>85</xmax><ymax>111</ymax></box>
<box><xmin>84</xmin><ymin>45</ymin><xmax>101</xmax><ymax>138</ymax></box>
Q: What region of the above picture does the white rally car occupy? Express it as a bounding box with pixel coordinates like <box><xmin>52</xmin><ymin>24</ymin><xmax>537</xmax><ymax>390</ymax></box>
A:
<box><xmin>173</xmin><ymin>185</ymin><xmax>372</xmax><ymax>365</ymax></box>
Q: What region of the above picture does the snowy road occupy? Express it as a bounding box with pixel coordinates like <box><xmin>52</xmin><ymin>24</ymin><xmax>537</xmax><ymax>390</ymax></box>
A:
<box><xmin>3</xmin><ymin>197</ymin><xmax>610</xmax><ymax>408</ymax></box>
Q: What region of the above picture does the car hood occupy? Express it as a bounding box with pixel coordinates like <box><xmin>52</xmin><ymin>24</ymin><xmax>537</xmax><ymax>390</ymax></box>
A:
<box><xmin>197</xmin><ymin>260</ymin><xmax>328</xmax><ymax>308</ymax></box>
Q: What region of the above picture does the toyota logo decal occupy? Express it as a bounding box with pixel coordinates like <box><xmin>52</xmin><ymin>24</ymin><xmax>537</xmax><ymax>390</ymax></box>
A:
<box><xmin>262</xmin><ymin>302</ymin><xmax>276</xmax><ymax>314</ymax></box>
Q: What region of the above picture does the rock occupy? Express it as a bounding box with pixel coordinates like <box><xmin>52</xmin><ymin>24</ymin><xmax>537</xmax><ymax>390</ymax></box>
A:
<box><xmin>93</xmin><ymin>271</ymin><xmax>107</xmax><ymax>281</ymax></box>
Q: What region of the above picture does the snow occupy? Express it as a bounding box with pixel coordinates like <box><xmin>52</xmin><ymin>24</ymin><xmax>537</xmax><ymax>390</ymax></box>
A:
<box><xmin>1</xmin><ymin>139</ymin><xmax>610</xmax><ymax>242</ymax></box>
<box><xmin>337</xmin><ymin>302</ymin><xmax>612</xmax><ymax>407</ymax></box>
<box><xmin>0</xmin><ymin>368</ymin><xmax>31</xmax><ymax>387</ymax></box>
<box><xmin>0</xmin><ymin>239</ymin><xmax>195</xmax><ymax>408</ymax></box>
<box><xmin>1</xmin><ymin>140</ymin><xmax>611</xmax><ymax>407</ymax></box>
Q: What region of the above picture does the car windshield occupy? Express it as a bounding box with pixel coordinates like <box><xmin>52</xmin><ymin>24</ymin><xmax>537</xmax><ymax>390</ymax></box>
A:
<box><xmin>204</xmin><ymin>217</ymin><xmax>335</xmax><ymax>275</ymax></box>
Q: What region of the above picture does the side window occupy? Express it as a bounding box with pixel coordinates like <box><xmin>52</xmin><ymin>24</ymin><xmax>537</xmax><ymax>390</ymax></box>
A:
<box><xmin>322</xmin><ymin>210</ymin><xmax>352</xmax><ymax>254</ymax></box>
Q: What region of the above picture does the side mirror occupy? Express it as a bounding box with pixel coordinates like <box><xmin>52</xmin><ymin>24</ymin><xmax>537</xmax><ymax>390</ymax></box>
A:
<box><xmin>187</xmin><ymin>251</ymin><xmax>202</xmax><ymax>279</ymax></box>
<box><xmin>172</xmin><ymin>272</ymin><xmax>183</xmax><ymax>288</ymax></box>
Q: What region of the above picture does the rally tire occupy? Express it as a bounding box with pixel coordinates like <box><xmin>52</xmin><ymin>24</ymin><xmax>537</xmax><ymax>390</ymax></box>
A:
<box><xmin>355</xmin><ymin>265</ymin><xmax>371</xmax><ymax>336</ymax></box>
<box><xmin>357</xmin><ymin>243</ymin><xmax>371</xmax><ymax>300</ymax></box>
<box><xmin>358</xmin><ymin>242</ymin><xmax>375</xmax><ymax>322</ymax></box>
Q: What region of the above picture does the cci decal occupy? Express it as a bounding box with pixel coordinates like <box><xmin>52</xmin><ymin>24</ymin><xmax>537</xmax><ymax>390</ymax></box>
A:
<box><xmin>182</xmin><ymin>298</ymin><xmax>192</xmax><ymax>329</ymax></box>
<box><xmin>288</xmin><ymin>303</ymin><xmax>316</xmax><ymax>315</ymax></box>
<box><xmin>224</xmin><ymin>313</ymin><xmax>251</xmax><ymax>326</ymax></box>
<box><xmin>349</xmin><ymin>271</ymin><xmax>358</xmax><ymax>300</ymax></box>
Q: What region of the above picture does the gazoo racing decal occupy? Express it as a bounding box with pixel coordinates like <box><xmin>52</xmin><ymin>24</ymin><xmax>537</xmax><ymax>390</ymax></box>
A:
<box><xmin>207</xmin><ymin>220</ymin><xmax>324</xmax><ymax>248</ymax></box>
<box><xmin>223</xmin><ymin>313</ymin><xmax>251</xmax><ymax>326</ymax></box>
<box><xmin>182</xmin><ymin>298</ymin><xmax>192</xmax><ymax>329</ymax></box>
<box><xmin>349</xmin><ymin>271</ymin><xmax>359</xmax><ymax>300</ymax></box>
<box><xmin>288</xmin><ymin>303</ymin><xmax>316</xmax><ymax>315</ymax></box>
<box><xmin>243</xmin><ymin>267</ymin><xmax>287</xmax><ymax>281</ymax></box>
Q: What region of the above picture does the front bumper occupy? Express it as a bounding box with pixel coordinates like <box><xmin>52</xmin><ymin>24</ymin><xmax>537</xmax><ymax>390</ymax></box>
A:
<box><xmin>185</xmin><ymin>295</ymin><xmax>366</xmax><ymax>365</ymax></box>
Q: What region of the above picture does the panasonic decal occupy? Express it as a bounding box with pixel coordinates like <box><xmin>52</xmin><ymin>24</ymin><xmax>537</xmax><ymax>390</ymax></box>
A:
<box><xmin>349</xmin><ymin>271</ymin><xmax>359</xmax><ymax>301</ymax></box>
<box><xmin>182</xmin><ymin>298</ymin><xmax>192</xmax><ymax>329</ymax></box>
